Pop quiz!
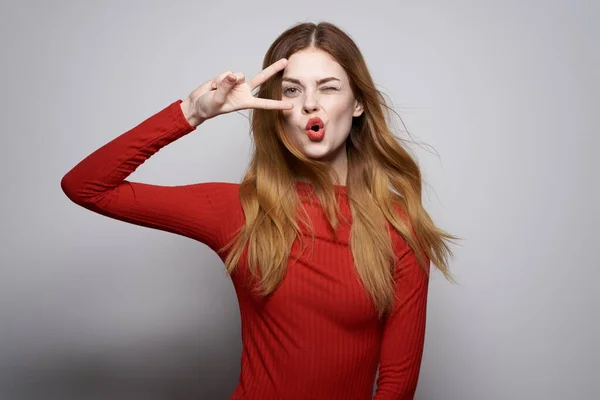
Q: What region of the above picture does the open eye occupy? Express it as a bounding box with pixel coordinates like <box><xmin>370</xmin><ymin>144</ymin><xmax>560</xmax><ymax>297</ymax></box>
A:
<box><xmin>282</xmin><ymin>86</ymin><xmax>339</xmax><ymax>96</ymax></box>
<box><xmin>282</xmin><ymin>87</ymin><xmax>299</xmax><ymax>96</ymax></box>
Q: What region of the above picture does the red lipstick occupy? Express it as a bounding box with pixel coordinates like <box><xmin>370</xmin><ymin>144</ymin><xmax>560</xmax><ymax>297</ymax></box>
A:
<box><xmin>305</xmin><ymin>117</ymin><xmax>325</xmax><ymax>141</ymax></box>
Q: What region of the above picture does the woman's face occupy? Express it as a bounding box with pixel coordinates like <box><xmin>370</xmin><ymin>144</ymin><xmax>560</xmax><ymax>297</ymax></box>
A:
<box><xmin>280</xmin><ymin>48</ymin><xmax>363</xmax><ymax>165</ymax></box>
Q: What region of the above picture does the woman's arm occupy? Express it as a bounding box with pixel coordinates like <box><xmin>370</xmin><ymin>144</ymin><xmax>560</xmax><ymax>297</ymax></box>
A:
<box><xmin>373</xmin><ymin>241</ymin><xmax>431</xmax><ymax>400</ymax></box>
<box><xmin>60</xmin><ymin>100</ymin><xmax>241</xmax><ymax>252</ymax></box>
<box><xmin>61</xmin><ymin>59</ymin><xmax>293</xmax><ymax>252</ymax></box>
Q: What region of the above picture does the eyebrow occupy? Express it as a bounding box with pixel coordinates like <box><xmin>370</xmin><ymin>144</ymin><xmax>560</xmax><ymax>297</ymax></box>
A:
<box><xmin>281</xmin><ymin>77</ymin><xmax>341</xmax><ymax>86</ymax></box>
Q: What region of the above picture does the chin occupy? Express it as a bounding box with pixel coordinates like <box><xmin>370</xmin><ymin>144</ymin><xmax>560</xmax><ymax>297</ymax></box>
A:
<box><xmin>287</xmin><ymin>132</ymin><xmax>343</xmax><ymax>161</ymax></box>
<box><xmin>298</xmin><ymin>142</ymin><xmax>334</xmax><ymax>159</ymax></box>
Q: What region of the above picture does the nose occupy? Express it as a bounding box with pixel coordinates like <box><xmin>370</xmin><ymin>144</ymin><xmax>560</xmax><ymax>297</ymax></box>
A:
<box><xmin>302</xmin><ymin>91</ymin><xmax>320</xmax><ymax>114</ymax></box>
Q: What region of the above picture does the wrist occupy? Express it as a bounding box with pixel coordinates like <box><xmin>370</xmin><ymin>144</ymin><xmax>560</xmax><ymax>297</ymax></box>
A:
<box><xmin>180</xmin><ymin>97</ymin><xmax>204</xmax><ymax>127</ymax></box>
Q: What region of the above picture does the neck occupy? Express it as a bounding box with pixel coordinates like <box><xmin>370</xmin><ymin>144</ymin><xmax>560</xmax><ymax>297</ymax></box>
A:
<box><xmin>323</xmin><ymin>143</ymin><xmax>348</xmax><ymax>185</ymax></box>
<box><xmin>291</xmin><ymin>144</ymin><xmax>349</xmax><ymax>186</ymax></box>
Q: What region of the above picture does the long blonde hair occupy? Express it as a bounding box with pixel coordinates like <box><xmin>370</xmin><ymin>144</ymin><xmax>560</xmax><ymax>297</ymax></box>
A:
<box><xmin>219</xmin><ymin>21</ymin><xmax>458</xmax><ymax>318</ymax></box>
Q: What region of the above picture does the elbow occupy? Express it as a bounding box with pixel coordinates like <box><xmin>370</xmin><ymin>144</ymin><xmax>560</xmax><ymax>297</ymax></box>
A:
<box><xmin>374</xmin><ymin>386</ymin><xmax>416</xmax><ymax>400</ymax></box>
<box><xmin>375</xmin><ymin>371</ymin><xmax>419</xmax><ymax>400</ymax></box>
<box><xmin>60</xmin><ymin>169</ymin><xmax>115</xmax><ymax>211</ymax></box>
<box><xmin>374</xmin><ymin>390</ymin><xmax>415</xmax><ymax>400</ymax></box>
<box><xmin>60</xmin><ymin>170</ymin><xmax>81</xmax><ymax>204</ymax></box>
<box><xmin>60</xmin><ymin>169</ymin><xmax>92</xmax><ymax>206</ymax></box>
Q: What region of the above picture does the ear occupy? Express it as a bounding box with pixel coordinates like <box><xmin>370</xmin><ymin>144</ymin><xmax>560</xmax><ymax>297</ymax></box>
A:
<box><xmin>353</xmin><ymin>99</ymin><xmax>364</xmax><ymax>117</ymax></box>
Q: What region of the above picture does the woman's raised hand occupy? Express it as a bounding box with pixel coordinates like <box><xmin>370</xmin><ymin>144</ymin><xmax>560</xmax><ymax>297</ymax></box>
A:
<box><xmin>181</xmin><ymin>58</ymin><xmax>293</xmax><ymax>126</ymax></box>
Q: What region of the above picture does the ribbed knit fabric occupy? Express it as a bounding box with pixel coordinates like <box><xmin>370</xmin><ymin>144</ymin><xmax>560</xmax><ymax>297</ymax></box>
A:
<box><xmin>61</xmin><ymin>100</ymin><xmax>431</xmax><ymax>400</ymax></box>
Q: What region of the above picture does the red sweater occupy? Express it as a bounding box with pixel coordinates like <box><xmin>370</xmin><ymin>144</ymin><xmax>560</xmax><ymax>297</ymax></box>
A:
<box><xmin>61</xmin><ymin>100</ymin><xmax>430</xmax><ymax>400</ymax></box>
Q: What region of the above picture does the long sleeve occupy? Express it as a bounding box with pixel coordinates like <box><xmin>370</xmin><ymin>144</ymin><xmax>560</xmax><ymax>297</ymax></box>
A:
<box><xmin>60</xmin><ymin>99</ymin><xmax>241</xmax><ymax>253</ymax></box>
<box><xmin>373</xmin><ymin>241</ymin><xmax>431</xmax><ymax>400</ymax></box>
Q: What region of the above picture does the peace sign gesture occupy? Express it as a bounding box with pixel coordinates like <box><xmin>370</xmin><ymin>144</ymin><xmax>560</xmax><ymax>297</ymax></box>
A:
<box><xmin>181</xmin><ymin>58</ymin><xmax>293</xmax><ymax>126</ymax></box>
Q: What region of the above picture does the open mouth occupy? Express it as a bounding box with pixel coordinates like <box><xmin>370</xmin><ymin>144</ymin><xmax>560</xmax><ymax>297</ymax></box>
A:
<box><xmin>305</xmin><ymin>126</ymin><xmax>325</xmax><ymax>141</ymax></box>
<box><xmin>305</xmin><ymin>118</ymin><xmax>325</xmax><ymax>141</ymax></box>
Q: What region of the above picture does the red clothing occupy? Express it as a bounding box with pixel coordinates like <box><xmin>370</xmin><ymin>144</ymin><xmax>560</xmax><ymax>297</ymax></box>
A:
<box><xmin>61</xmin><ymin>100</ymin><xmax>430</xmax><ymax>400</ymax></box>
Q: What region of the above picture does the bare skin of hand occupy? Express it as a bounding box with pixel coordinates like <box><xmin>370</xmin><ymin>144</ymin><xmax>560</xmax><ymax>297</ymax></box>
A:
<box><xmin>181</xmin><ymin>58</ymin><xmax>294</xmax><ymax>126</ymax></box>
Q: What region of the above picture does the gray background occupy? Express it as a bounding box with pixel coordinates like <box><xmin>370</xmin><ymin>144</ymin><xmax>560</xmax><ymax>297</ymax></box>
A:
<box><xmin>1</xmin><ymin>0</ymin><xmax>598</xmax><ymax>399</ymax></box>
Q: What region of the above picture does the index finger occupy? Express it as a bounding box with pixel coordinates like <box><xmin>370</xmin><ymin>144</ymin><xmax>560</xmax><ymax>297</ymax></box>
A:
<box><xmin>248</xmin><ymin>97</ymin><xmax>293</xmax><ymax>111</ymax></box>
<box><xmin>248</xmin><ymin>58</ymin><xmax>288</xmax><ymax>91</ymax></box>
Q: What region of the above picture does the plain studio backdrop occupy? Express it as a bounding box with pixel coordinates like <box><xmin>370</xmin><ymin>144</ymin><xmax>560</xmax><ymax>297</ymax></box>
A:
<box><xmin>1</xmin><ymin>0</ymin><xmax>598</xmax><ymax>399</ymax></box>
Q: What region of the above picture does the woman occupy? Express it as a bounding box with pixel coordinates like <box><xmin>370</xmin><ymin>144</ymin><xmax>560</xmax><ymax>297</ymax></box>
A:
<box><xmin>62</xmin><ymin>21</ymin><xmax>456</xmax><ymax>400</ymax></box>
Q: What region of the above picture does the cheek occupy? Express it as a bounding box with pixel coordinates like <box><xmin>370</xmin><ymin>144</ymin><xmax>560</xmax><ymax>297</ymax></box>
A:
<box><xmin>325</xmin><ymin>102</ymin><xmax>356</xmax><ymax>129</ymax></box>
<box><xmin>281</xmin><ymin>108</ymin><xmax>295</xmax><ymax>122</ymax></box>
<box><xmin>280</xmin><ymin>111</ymin><xmax>301</xmax><ymax>144</ymax></box>
<box><xmin>324</xmin><ymin>95</ymin><xmax>354</xmax><ymax>114</ymax></box>
<box><xmin>281</xmin><ymin>115</ymin><xmax>297</xmax><ymax>136</ymax></box>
